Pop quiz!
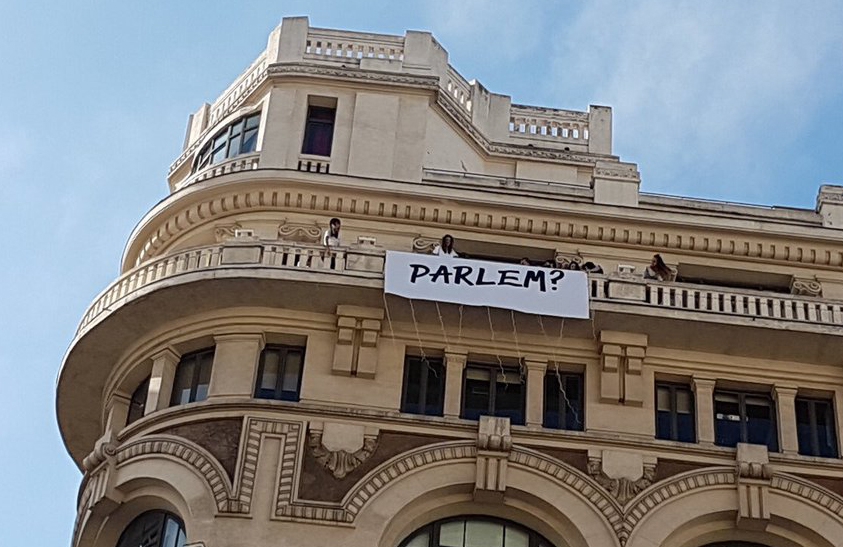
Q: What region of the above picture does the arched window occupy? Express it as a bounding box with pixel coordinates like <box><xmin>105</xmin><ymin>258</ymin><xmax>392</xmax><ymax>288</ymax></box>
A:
<box><xmin>399</xmin><ymin>517</ymin><xmax>553</xmax><ymax>547</ymax></box>
<box><xmin>126</xmin><ymin>376</ymin><xmax>150</xmax><ymax>425</ymax></box>
<box><xmin>116</xmin><ymin>511</ymin><xmax>186</xmax><ymax>547</ymax></box>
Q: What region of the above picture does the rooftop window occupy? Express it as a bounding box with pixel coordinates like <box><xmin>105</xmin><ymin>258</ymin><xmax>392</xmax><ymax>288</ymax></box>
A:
<box><xmin>194</xmin><ymin>112</ymin><xmax>260</xmax><ymax>172</ymax></box>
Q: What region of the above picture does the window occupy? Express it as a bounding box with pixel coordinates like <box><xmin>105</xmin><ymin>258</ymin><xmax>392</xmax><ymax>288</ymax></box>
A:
<box><xmin>796</xmin><ymin>397</ymin><xmax>838</xmax><ymax>458</ymax></box>
<box><xmin>301</xmin><ymin>104</ymin><xmax>336</xmax><ymax>156</ymax></box>
<box><xmin>399</xmin><ymin>517</ymin><xmax>553</xmax><ymax>547</ymax></box>
<box><xmin>194</xmin><ymin>112</ymin><xmax>260</xmax><ymax>171</ymax></box>
<box><xmin>254</xmin><ymin>345</ymin><xmax>305</xmax><ymax>401</ymax></box>
<box><xmin>462</xmin><ymin>365</ymin><xmax>524</xmax><ymax>425</ymax></box>
<box><xmin>116</xmin><ymin>511</ymin><xmax>186</xmax><ymax>547</ymax></box>
<box><xmin>656</xmin><ymin>383</ymin><xmax>695</xmax><ymax>442</ymax></box>
<box><xmin>714</xmin><ymin>390</ymin><xmax>778</xmax><ymax>451</ymax></box>
<box><xmin>543</xmin><ymin>371</ymin><xmax>584</xmax><ymax>430</ymax></box>
<box><xmin>170</xmin><ymin>348</ymin><xmax>214</xmax><ymax>406</ymax></box>
<box><xmin>401</xmin><ymin>355</ymin><xmax>445</xmax><ymax>416</ymax></box>
<box><xmin>126</xmin><ymin>376</ymin><xmax>150</xmax><ymax>425</ymax></box>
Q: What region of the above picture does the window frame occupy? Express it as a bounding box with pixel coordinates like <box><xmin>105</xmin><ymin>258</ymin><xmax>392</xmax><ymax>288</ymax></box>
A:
<box><xmin>655</xmin><ymin>382</ymin><xmax>696</xmax><ymax>442</ymax></box>
<box><xmin>126</xmin><ymin>375</ymin><xmax>151</xmax><ymax>426</ymax></box>
<box><xmin>169</xmin><ymin>348</ymin><xmax>215</xmax><ymax>407</ymax></box>
<box><xmin>400</xmin><ymin>355</ymin><xmax>446</xmax><ymax>416</ymax></box>
<box><xmin>398</xmin><ymin>516</ymin><xmax>553</xmax><ymax>547</ymax></box>
<box><xmin>301</xmin><ymin>104</ymin><xmax>336</xmax><ymax>157</ymax></box>
<box><xmin>714</xmin><ymin>389</ymin><xmax>778</xmax><ymax>451</ymax></box>
<box><xmin>193</xmin><ymin>112</ymin><xmax>261</xmax><ymax>172</ymax></box>
<box><xmin>796</xmin><ymin>396</ymin><xmax>839</xmax><ymax>458</ymax></box>
<box><xmin>116</xmin><ymin>510</ymin><xmax>186</xmax><ymax>547</ymax></box>
<box><xmin>461</xmin><ymin>363</ymin><xmax>525</xmax><ymax>425</ymax></box>
<box><xmin>542</xmin><ymin>370</ymin><xmax>584</xmax><ymax>431</ymax></box>
<box><xmin>253</xmin><ymin>344</ymin><xmax>306</xmax><ymax>402</ymax></box>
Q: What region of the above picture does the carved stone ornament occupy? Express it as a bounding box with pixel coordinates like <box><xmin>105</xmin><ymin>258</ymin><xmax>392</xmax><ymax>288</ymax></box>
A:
<box><xmin>554</xmin><ymin>253</ymin><xmax>584</xmax><ymax>269</ymax></box>
<box><xmin>412</xmin><ymin>236</ymin><xmax>439</xmax><ymax>254</ymax></box>
<box><xmin>791</xmin><ymin>277</ymin><xmax>822</xmax><ymax>297</ymax></box>
<box><xmin>278</xmin><ymin>220</ymin><xmax>323</xmax><ymax>243</ymax></box>
<box><xmin>214</xmin><ymin>223</ymin><xmax>242</xmax><ymax>243</ymax></box>
<box><xmin>82</xmin><ymin>432</ymin><xmax>117</xmax><ymax>472</ymax></box>
<box><xmin>309</xmin><ymin>429</ymin><xmax>378</xmax><ymax>479</ymax></box>
<box><xmin>587</xmin><ymin>455</ymin><xmax>655</xmax><ymax>505</ymax></box>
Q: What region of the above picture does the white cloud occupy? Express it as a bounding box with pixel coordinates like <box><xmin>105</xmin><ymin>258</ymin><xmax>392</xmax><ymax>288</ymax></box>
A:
<box><xmin>546</xmin><ymin>1</ymin><xmax>843</xmax><ymax>200</ymax></box>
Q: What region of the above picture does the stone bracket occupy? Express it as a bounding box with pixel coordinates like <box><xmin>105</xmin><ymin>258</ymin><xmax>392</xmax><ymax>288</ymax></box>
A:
<box><xmin>735</xmin><ymin>443</ymin><xmax>772</xmax><ymax>530</ymax></box>
<box><xmin>599</xmin><ymin>331</ymin><xmax>647</xmax><ymax>406</ymax></box>
<box><xmin>475</xmin><ymin>416</ymin><xmax>512</xmax><ymax>502</ymax></box>
<box><xmin>332</xmin><ymin>305</ymin><xmax>384</xmax><ymax>378</ymax></box>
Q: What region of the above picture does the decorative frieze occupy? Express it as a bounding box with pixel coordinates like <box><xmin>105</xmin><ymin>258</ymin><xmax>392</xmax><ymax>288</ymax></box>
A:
<box><xmin>332</xmin><ymin>305</ymin><xmax>384</xmax><ymax>377</ymax></box>
<box><xmin>277</xmin><ymin>220</ymin><xmax>323</xmax><ymax>243</ymax></box>
<box><xmin>599</xmin><ymin>331</ymin><xmax>647</xmax><ymax>406</ymax></box>
<box><xmin>308</xmin><ymin>422</ymin><xmax>378</xmax><ymax>479</ymax></box>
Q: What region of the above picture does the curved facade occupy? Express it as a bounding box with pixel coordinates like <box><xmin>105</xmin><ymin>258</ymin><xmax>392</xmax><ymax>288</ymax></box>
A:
<box><xmin>58</xmin><ymin>16</ymin><xmax>843</xmax><ymax>547</ymax></box>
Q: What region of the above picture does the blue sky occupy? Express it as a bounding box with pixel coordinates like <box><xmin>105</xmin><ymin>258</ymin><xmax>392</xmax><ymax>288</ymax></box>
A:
<box><xmin>1</xmin><ymin>1</ymin><xmax>842</xmax><ymax>544</ymax></box>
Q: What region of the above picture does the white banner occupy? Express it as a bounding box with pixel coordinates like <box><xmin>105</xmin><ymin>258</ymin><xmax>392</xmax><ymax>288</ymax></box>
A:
<box><xmin>384</xmin><ymin>251</ymin><xmax>590</xmax><ymax>319</ymax></box>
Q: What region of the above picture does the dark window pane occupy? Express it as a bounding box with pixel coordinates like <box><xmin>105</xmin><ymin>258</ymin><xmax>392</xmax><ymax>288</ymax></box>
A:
<box><xmin>676</xmin><ymin>412</ymin><xmax>695</xmax><ymax>443</ymax></box>
<box><xmin>463</xmin><ymin>368</ymin><xmax>491</xmax><ymax>420</ymax></box>
<box><xmin>194</xmin><ymin>352</ymin><xmax>213</xmax><ymax>402</ymax></box>
<box><xmin>745</xmin><ymin>396</ymin><xmax>775</xmax><ymax>449</ymax></box>
<box><xmin>226</xmin><ymin>132</ymin><xmax>242</xmax><ymax>158</ymax></box>
<box><xmin>424</xmin><ymin>359</ymin><xmax>445</xmax><ymax>416</ymax></box>
<box><xmin>544</xmin><ymin>371</ymin><xmax>583</xmax><ymax>431</ymax></box>
<box><xmin>302</xmin><ymin>105</ymin><xmax>336</xmax><ymax>156</ymax></box>
<box><xmin>797</xmin><ymin>397</ymin><xmax>839</xmax><ymax>458</ymax></box>
<box><xmin>494</xmin><ymin>371</ymin><xmax>524</xmax><ymax>425</ymax></box>
<box><xmin>656</xmin><ymin>383</ymin><xmax>695</xmax><ymax>442</ymax></box>
<box><xmin>402</xmin><ymin>358</ymin><xmax>423</xmax><ymax>414</ymax></box>
<box><xmin>815</xmin><ymin>400</ymin><xmax>839</xmax><ymax>458</ymax></box>
<box><xmin>171</xmin><ymin>359</ymin><xmax>195</xmax><ymax>406</ymax></box>
<box><xmin>714</xmin><ymin>393</ymin><xmax>741</xmax><ymax>447</ymax></box>
<box><xmin>127</xmin><ymin>376</ymin><xmax>150</xmax><ymax>425</ymax></box>
<box><xmin>117</xmin><ymin>511</ymin><xmax>186</xmax><ymax>547</ymax></box>
<box><xmin>281</xmin><ymin>351</ymin><xmax>303</xmax><ymax>396</ymax></box>
<box><xmin>245</xmin><ymin>113</ymin><xmax>261</xmax><ymax>129</ymax></box>
<box><xmin>259</xmin><ymin>351</ymin><xmax>280</xmax><ymax>393</ymax></box>
<box><xmin>241</xmin><ymin>128</ymin><xmax>258</xmax><ymax>153</ymax></box>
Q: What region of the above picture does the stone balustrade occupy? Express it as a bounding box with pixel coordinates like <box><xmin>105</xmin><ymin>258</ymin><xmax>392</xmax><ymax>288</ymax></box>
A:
<box><xmin>304</xmin><ymin>28</ymin><xmax>404</xmax><ymax>62</ymax></box>
<box><xmin>174</xmin><ymin>153</ymin><xmax>261</xmax><ymax>190</ymax></box>
<box><xmin>79</xmin><ymin>244</ymin><xmax>843</xmax><ymax>337</ymax></box>
<box><xmin>590</xmin><ymin>275</ymin><xmax>843</xmax><ymax>327</ymax></box>
<box><xmin>509</xmin><ymin>104</ymin><xmax>590</xmax><ymax>144</ymax></box>
<box><xmin>78</xmin><ymin>242</ymin><xmax>384</xmax><ymax>334</ymax></box>
<box><xmin>445</xmin><ymin>66</ymin><xmax>473</xmax><ymax>114</ymax></box>
<box><xmin>208</xmin><ymin>53</ymin><xmax>269</xmax><ymax>126</ymax></box>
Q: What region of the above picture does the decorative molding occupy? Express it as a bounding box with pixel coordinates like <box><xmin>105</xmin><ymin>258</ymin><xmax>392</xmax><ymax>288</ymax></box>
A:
<box><xmin>278</xmin><ymin>219</ymin><xmax>323</xmax><ymax>243</ymax></box>
<box><xmin>214</xmin><ymin>223</ymin><xmax>242</xmax><ymax>243</ymax></box>
<box><xmin>475</xmin><ymin>417</ymin><xmax>512</xmax><ymax>501</ymax></box>
<box><xmin>412</xmin><ymin>236</ymin><xmax>439</xmax><ymax>254</ymax></box>
<box><xmin>599</xmin><ymin>332</ymin><xmax>648</xmax><ymax>406</ymax></box>
<box><xmin>268</xmin><ymin>63</ymin><xmax>440</xmax><ymax>89</ymax></box>
<box><xmin>587</xmin><ymin>456</ymin><xmax>655</xmax><ymax>506</ymax></box>
<box><xmin>791</xmin><ymin>277</ymin><xmax>822</xmax><ymax>297</ymax></box>
<box><xmin>129</xmin><ymin>181</ymin><xmax>843</xmax><ymax>272</ymax></box>
<box><xmin>308</xmin><ymin>429</ymin><xmax>378</xmax><ymax>479</ymax></box>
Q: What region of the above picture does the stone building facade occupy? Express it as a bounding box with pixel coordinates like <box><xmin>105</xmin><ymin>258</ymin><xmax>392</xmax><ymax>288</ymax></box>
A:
<box><xmin>57</xmin><ymin>16</ymin><xmax>843</xmax><ymax>547</ymax></box>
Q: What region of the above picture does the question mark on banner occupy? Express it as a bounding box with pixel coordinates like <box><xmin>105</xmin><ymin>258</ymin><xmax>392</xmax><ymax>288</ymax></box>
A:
<box><xmin>549</xmin><ymin>269</ymin><xmax>565</xmax><ymax>291</ymax></box>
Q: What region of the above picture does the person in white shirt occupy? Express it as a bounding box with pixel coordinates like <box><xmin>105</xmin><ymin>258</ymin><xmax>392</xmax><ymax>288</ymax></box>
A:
<box><xmin>322</xmin><ymin>218</ymin><xmax>341</xmax><ymax>247</ymax></box>
<box><xmin>432</xmin><ymin>234</ymin><xmax>458</xmax><ymax>257</ymax></box>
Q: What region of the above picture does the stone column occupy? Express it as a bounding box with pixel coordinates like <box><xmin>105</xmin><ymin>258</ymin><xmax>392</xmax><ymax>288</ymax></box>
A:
<box><xmin>208</xmin><ymin>333</ymin><xmax>266</xmax><ymax>398</ymax></box>
<box><xmin>145</xmin><ymin>347</ymin><xmax>180</xmax><ymax>414</ymax></box>
<box><xmin>443</xmin><ymin>351</ymin><xmax>467</xmax><ymax>418</ymax></box>
<box><xmin>104</xmin><ymin>392</ymin><xmax>130</xmax><ymax>435</ymax></box>
<box><xmin>693</xmin><ymin>377</ymin><xmax>717</xmax><ymax>445</ymax></box>
<box><xmin>525</xmin><ymin>359</ymin><xmax>548</xmax><ymax>428</ymax></box>
<box><xmin>774</xmin><ymin>385</ymin><xmax>799</xmax><ymax>455</ymax></box>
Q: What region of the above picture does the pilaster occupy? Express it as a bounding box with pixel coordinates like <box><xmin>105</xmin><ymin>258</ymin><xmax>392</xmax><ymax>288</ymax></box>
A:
<box><xmin>208</xmin><ymin>333</ymin><xmax>266</xmax><ymax>398</ymax></box>
<box><xmin>773</xmin><ymin>385</ymin><xmax>799</xmax><ymax>455</ymax></box>
<box><xmin>331</xmin><ymin>305</ymin><xmax>384</xmax><ymax>378</ymax></box>
<box><xmin>692</xmin><ymin>377</ymin><xmax>716</xmax><ymax>445</ymax></box>
<box><xmin>443</xmin><ymin>351</ymin><xmax>467</xmax><ymax>418</ymax></box>
<box><xmin>145</xmin><ymin>347</ymin><xmax>180</xmax><ymax>413</ymax></box>
<box><xmin>525</xmin><ymin>359</ymin><xmax>548</xmax><ymax>428</ymax></box>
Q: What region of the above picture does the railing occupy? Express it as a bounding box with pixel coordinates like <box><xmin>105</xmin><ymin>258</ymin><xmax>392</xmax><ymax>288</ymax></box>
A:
<box><xmin>590</xmin><ymin>275</ymin><xmax>843</xmax><ymax>327</ymax></box>
<box><xmin>78</xmin><ymin>242</ymin><xmax>383</xmax><ymax>333</ymax></box>
<box><xmin>175</xmin><ymin>154</ymin><xmax>261</xmax><ymax>190</ymax></box>
<box><xmin>444</xmin><ymin>66</ymin><xmax>472</xmax><ymax>114</ymax></box>
<box><xmin>208</xmin><ymin>54</ymin><xmax>269</xmax><ymax>126</ymax></box>
<box><xmin>305</xmin><ymin>28</ymin><xmax>404</xmax><ymax>62</ymax></box>
<box><xmin>509</xmin><ymin>105</ymin><xmax>589</xmax><ymax>143</ymax></box>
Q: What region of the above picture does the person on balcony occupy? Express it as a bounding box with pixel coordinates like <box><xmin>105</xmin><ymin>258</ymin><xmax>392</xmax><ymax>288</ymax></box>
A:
<box><xmin>322</xmin><ymin>218</ymin><xmax>341</xmax><ymax>247</ymax></box>
<box><xmin>432</xmin><ymin>234</ymin><xmax>459</xmax><ymax>257</ymax></box>
<box><xmin>645</xmin><ymin>254</ymin><xmax>674</xmax><ymax>281</ymax></box>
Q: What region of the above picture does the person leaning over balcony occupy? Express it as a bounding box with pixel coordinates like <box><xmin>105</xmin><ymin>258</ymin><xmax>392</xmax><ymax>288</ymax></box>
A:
<box><xmin>432</xmin><ymin>234</ymin><xmax>459</xmax><ymax>257</ymax></box>
<box><xmin>645</xmin><ymin>254</ymin><xmax>674</xmax><ymax>281</ymax></box>
<box><xmin>322</xmin><ymin>218</ymin><xmax>341</xmax><ymax>247</ymax></box>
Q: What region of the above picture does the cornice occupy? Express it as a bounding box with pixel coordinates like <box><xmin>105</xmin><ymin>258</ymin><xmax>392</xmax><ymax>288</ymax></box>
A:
<box><xmin>125</xmin><ymin>171</ymin><xmax>843</xmax><ymax>271</ymax></box>
<box><xmin>267</xmin><ymin>62</ymin><xmax>441</xmax><ymax>89</ymax></box>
